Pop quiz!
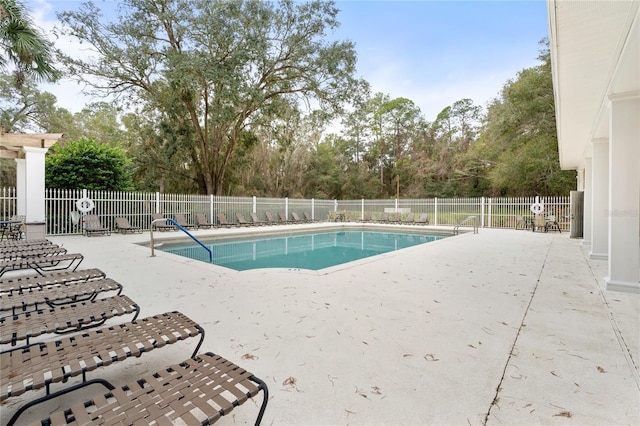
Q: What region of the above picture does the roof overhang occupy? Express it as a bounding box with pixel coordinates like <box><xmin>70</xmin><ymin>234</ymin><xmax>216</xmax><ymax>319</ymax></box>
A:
<box><xmin>547</xmin><ymin>0</ymin><xmax>640</xmax><ymax>170</ymax></box>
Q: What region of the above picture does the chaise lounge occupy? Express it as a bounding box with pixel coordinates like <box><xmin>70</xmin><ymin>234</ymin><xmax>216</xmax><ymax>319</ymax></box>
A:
<box><xmin>114</xmin><ymin>217</ymin><xmax>142</xmax><ymax>234</ymax></box>
<box><xmin>236</xmin><ymin>212</ymin><xmax>253</xmax><ymax>226</ymax></box>
<box><xmin>1</xmin><ymin>311</ymin><xmax>205</xmax><ymax>426</ymax></box>
<box><xmin>195</xmin><ymin>213</ymin><xmax>216</xmax><ymax>229</ymax></box>
<box><xmin>0</xmin><ymin>276</ymin><xmax>122</xmax><ymax>316</ymax></box>
<box><xmin>0</xmin><ymin>252</ymin><xmax>84</xmax><ymax>278</ymax></box>
<box><xmin>217</xmin><ymin>212</ymin><xmax>237</xmax><ymax>228</ymax></box>
<box><xmin>36</xmin><ymin>351</ymin><xmax>269</xmax><ymax>426</ymax></box>
<box><xmin>0</xmin><ymin>294</ymin><xmax>140</xmax><ymax>347</ymax></box>
<box><xmin>173</xmin><ymin>213</ymin><xmax>196</xmax><ymax>229</ymax></box>
<box><xmin>84</xmin><ymin>214</ymin><xmax>111</xmax><ymax>236</ymax></box>
<box><xmin>151</xmin><ymin>213</ymin><xmax>176</xmax><ymax>231</ymax></box>
<box><xmin>250</xmin><ymin>212</ymin><xmax>266</xmax><ymax>226</ymax></box>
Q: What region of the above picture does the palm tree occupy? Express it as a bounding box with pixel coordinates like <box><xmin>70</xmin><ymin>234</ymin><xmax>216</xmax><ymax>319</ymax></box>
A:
<box><xmin>0</xmin><ymin>0</ymin><xmax>57</xmax><ymax>88</ymax></box>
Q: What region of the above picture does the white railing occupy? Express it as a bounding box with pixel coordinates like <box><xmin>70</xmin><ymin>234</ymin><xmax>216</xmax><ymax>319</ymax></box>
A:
<box><xmin>0</xmin><ymin>188</ymin><xmax>570</xmax><ymax>235</ymax></box>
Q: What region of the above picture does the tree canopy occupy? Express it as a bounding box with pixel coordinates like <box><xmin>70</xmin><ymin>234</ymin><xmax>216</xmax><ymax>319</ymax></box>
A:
<box><xmin>56</xmin><ymin>0</ymin><xmax>359</xmax><ymax>195</ymax></box>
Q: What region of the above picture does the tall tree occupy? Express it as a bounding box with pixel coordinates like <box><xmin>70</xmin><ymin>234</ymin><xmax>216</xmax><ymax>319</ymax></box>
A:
<box><xmin>56</xmin><ymin>0</ymin><xmax>358</xmax><ymax>195</ymax></box>
<box><xmin>0</xmin><ymin>0</ymin><xmax>57</xmax><ymax>88</ymax></box>
<box><xmin>476</xmin><ymin>41</ymin><xmax>574</xmax><ymax>196</ymax></box>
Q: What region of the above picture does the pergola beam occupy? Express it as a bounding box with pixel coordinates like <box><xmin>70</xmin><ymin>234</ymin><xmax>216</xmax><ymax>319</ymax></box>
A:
<box><xmin>0</xmin><ymin>129</ymin><xmax>64</xmax><ymax>240</ymax></box>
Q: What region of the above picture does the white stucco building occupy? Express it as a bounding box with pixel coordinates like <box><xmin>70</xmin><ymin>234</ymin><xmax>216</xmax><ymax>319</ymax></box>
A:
<box><xmin>547</xmin><ymin>0</ymin><xmax>639</xmax><ymax>292</ymax></box>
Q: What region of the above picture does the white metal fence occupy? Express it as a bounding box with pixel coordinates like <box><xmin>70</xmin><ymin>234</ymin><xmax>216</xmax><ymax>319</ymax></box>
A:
<box><xmin>0</xmin><ymin>187</ymin><xmax>570</xmax><ymax>235</ymax></box>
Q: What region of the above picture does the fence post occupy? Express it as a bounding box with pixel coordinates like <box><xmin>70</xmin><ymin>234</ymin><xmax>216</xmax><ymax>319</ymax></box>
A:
<box><xmin>394</xmin><ymin>198</ymin><xmax>398</xmax><ymax>213</ymax></box>
<box><xmin>480</xmin><ymin>197</ymin><xmax>485</xmax><ymax>228</ymax></box>
<box><xmin>155</xmin><ymin>192</ymin><xmax>160</xmax><ymax>214</ymax></box>
<box><xmin>311</xmin><ymin>198</ymin><xmax>315</xmax><ymax>220</ymax></box>
<box><xmin>210</xmin><ymin>195</ymin><xmax>214</xmax><ymax>221</ymax></box>
<box><xmin>361</xmin><ymin>199</ymin><xmax>365</xmax><ymax>221</ymax></box>
<box><xmin>434</xmin><ymin>197</ymin><xmax>438</xmax><ymax>226</ymax></box>
<box><xmin>334</xmin><ymin>199</ymin><xmax>338</xmax><ymax>212</ymax></box>
<box><xmin>285</xmin><ymin>197</ymin><xmax>289</xmax><ymax>218</ymax></box>
<box><xmin>252</xmin><ymin>196</ymin><xmax>257</xmax><ymax>214</ymax></box>
<box><xmin>487</xmin><ymin>197</ymin><xmax>492</xmax><ymax>228</ymax></box>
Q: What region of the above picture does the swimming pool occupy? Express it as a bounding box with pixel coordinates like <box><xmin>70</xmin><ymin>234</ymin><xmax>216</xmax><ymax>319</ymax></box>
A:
<box><xmin>159</xmin><ymin>229</ymin><xmax>450</xmax><ymax>271</ymax></box>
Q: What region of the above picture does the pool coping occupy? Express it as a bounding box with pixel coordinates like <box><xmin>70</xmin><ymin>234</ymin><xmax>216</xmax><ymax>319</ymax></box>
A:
<box><xmin>141</xmin><ymin>222</ymin><xmax>468</xmax><ymax>274</ymax></box>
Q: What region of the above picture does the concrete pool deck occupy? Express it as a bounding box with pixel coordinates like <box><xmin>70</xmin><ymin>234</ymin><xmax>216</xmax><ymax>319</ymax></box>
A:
<box><xmin>2</xmin><ymin>224</ymin><xmax>638</xmax><ymax>425</ymax></box>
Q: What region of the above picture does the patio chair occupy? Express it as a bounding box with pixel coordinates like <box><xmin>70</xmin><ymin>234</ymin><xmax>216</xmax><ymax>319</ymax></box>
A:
<box><xmin>545</xmin><ymin>215</ymin><xmax>561</xmax><ymax>232</ymax></box>
<box><xmin>250</xmin><ymin>212</ymin><xmax>266</xmax><ymax>226</ymax></box>
<box><xmin>265</xmin><ymin>211</ymin><xmax>280</xmax><ymax>225</ymax></box>
<box><xmin>532</xmin><ymin>215</ymin><xmax>547</xmax><ymax>232</ymax></box>
<box><xmin>415</xmin><ymin>213</ymin><xmax>429</xmax><ymax>225</ymax></box>
<box><xmin>0</xmin><ymin>268</ymin><xmax>106</xmax><ymax>293</ymax></box>
<box><xmin>84</xmin><ymin>214</ymin><xmax>111</xmax><ymax>237</ymax></box>
<box><xmin>114</xmin><ymin>217</ymin><xmax>142</xmax><ymax>234</ymax></box>
<box><xmin>377</xmin><ymin>212</ymin><xmax>390</xmax><ymax>223</ymax></box>
<box><xmin>0</xmin><ymin>294</ymin><xmax>139</xmax><ymax>347</ymax></box>
<box><xmin>0</xmin><ymin>244</ymin><xmax>67</xmax><ymax>260</ymax></box>
<box><xmin>173</xmin><ymin>213</ymin><xmax>196</xmax><ymax>229</ymax></box>
<box><xmin>358</xmin><ymin>212</ymin><xmax>373</xmax><ymax>223</ymax></box>
<box><xmin>0</xmin><ymin>239</ymin><xmax>52</xmax><ymax>250</ymax></box>
<box><xmin>1</xmin><ymin>216</ymin><xmax>24</xmax><ymax>241</ymax></box>
<box><xmin>401</xmin><ymin>212</ymin><xmax>415</xmax><ymax>224</ymax></box>
<box><xmin>278</xmin><ymin>212</ymin><xmax>292</xmax><ymax>224</ymax></box>
<box><xmin>291</xmin><ymin>212</ymin><xmax>304</xmax><ymax>223</ymax></box>
<box><xmin>151</xmin><ymin>213</ymin><xmax>175</xmax><ymax>231</ymax></box>
<box><xmin>195</xmin><ymin>213</ymin><xmax>215</xmax><ymax>229</ymax></box>
<box><xmin>0</xmin><ymin>252</ymin><xmax>84</xmax><ymax>278</ymax></box>
<box><xmin>1</xmin><ymin>277</ymin><xmax>123</xmax><ymax>316</ymax></box>
<box><xmin>2</xmin><ymin>311</ymin><xmax>205</xmax><ymax>426</ymax></box>
<box><xmin>303</xmin><ymin>211</ymin><xmax>317</xmax><ymax>222</ymax></box>
<box><xmin>217</xmin><ymin>212</ymin><xmax>237</xmax><ymax>228</ymax></box>
<box><xmin>515</xmin><ymin>215</ymin><xmax>527</xmax><ymax>230</ymax></box>
<box><xmin>236</xmin><ymin>212</ymin><xmax>253</xmax><ymax>226</ymax></box>
<box><xmin>35</xmin><ymin>351</ymin><xmax>269</xmax><ymax>426</ymax></box>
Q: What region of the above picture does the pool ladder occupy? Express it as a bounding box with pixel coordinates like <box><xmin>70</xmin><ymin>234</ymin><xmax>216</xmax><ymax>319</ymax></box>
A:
<box><xmin>453</xmin><ymin>215</ymin><xmax>479</xmax><ymax>235</ymax></box>
<box><xmin>149</xmin><ymin>218</ymin><xmax>213</xmax><ymax>262</ymax></box>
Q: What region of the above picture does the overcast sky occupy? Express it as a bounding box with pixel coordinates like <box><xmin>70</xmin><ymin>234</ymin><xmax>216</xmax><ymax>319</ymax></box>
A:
<box><xmin>27</xmin><ymin>0</ymin><xmax>549</xmax><ymax>122</ymax></box>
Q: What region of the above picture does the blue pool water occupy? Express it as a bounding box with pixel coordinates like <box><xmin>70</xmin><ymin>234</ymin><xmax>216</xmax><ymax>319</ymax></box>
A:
<box><xmin>159</xmin><ymin>229</ymin><xmax>449</xmax><ymax>271</ymax></box>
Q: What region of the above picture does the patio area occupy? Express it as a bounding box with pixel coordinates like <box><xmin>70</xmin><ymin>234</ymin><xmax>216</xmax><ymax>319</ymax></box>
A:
<box><xmin>1</xmin><ymin>225</ymin><xmax>638</xmax><ymax>425</ymax></box>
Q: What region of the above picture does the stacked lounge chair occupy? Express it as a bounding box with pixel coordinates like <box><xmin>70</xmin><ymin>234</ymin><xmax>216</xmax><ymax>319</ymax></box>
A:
<box><xmin>0</xmin><ymin>239</ymin><xmax>269</xmax><ymax>425</ymax></box>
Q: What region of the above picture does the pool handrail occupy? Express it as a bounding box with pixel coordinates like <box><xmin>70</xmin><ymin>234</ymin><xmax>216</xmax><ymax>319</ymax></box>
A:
<box><xmin>150</xmin><ymin>218</ymin><xmax>213</xmax><ymax>262</ymax></box>
<box><xmin>454</xmin><ymin>215</ymin><xmax>479</xmax><ymax>235</ymax></box>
